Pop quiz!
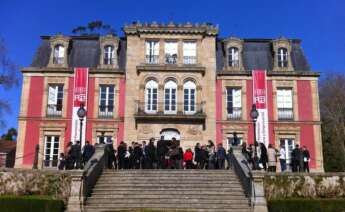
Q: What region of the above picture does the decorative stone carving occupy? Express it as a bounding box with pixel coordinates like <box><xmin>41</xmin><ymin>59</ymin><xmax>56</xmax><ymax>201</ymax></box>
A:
<box><xmin>187</xmin><ymin>125</ymin><xmax>200</xmax><ymax>135</ymax></box>
<box><xmin>139</xmin><ymin>125</ymin><xmax>153</xmax><ymax>134</ymax></box>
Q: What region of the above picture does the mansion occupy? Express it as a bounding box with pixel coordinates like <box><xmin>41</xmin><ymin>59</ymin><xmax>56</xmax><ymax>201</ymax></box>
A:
<box><xmin>15</xmin><ymin>22</ymin><xmax>323</xmax><ymax>171</ymax></box>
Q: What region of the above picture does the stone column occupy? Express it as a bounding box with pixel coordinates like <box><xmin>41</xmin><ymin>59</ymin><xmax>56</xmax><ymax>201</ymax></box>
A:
<box><xmin>252</xmin><ymin>171</ymin><xmax>268</xmax><ymax>212</ymax></box>
<box><xmin>66</xmin><ymin>171</ymin><xmax>84</xmax><ymax>212</ymax></box>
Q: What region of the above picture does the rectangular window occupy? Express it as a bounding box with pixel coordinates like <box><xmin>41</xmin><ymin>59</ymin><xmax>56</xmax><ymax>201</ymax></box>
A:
<box><xmin>145</xmin><ymin>87</ymin><xmax>158</xmax><ymax>113</ymax></box>
<box><xmin>145</xmin><ymin>41</ymin><xmax>159</xmax><ymax>64</ymax></box>
<box><xmin>44</xmin><ymin>135</ymin><xmax>60</xmax><ymax>168</ymax></box>
<box><xmin>183</xmin><ymin>42</ymin><xmax>196</xmax><ymax>64</ymax></box>
<box><xmin>164</xmin><ymin>88</ymin><xmax>177</xmax><ymax>114</ymax></box>
<box><xmin>226</xmin><ymin>88</ymin><xmax>242</xmax><ymax>119</ymax></box>
<box><xmin>99</xmin><ymin>85</ymin><xmax>115</xmax><ymax>118</ymax></box>
<box><xmin>277</xmin><ymin>88</ymin><xmax>293</xmax><ymax>120</ymax></box>
<box><xmin>47</xmin><ymin>84</ymin><xmax>63</xmax><ymax>117</ymax></box>
<box><xmin>165</xmin><ymin>42</ymin><xmax>178</xmax><ymax>64</ymax></box>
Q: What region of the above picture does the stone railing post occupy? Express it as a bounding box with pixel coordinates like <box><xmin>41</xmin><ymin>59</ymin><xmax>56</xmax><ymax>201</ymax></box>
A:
<box><xmin>66</xmin><ymin>170</ymin><xmax>84</xmax><ymax>212</ymax></box>
<box><xmin>252</xmin><ymin>171</ymin><xmax>268</xmax><ymax>212</ymax></box>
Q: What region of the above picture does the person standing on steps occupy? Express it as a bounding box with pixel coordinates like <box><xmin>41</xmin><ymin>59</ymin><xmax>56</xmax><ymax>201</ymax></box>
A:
<box><xmin>302</xmin><ymin>146</ymin><xmax>310</xmax><ymax>173</ymax></box>
<box><xmin>279</xmin><ymin>145</ymin><xmax>286</xmax><ymax>172</ymax></box>
<box><xmin>207</xmin><ymin>140</ymin><xmax>216</xmax><ymax>169</ymax></box>
<box><xmin>184</xmin><ymin>148</ymin><xmax>193</xmax><ymax>169</ymax></box>
<box><xmin>216</xmin><ymin>143</ymin><xmax>226</xmax><ymax>169</ymax></box>
<box><xmin>194</xmin><ymin>143</ymin><xmax>202</xmax><ymax>169</ymax></box>
<box><xmin>267</xmin><ymin>144</ymin><xmax>277</xmax><ymax>172</ymax></box>
<box><xmin>70</xmin><ymin>140</ymin><xmax>82</xmax><ymax>169</ymax></box>
<box><xmin>82</xmin><ymin>140</ymin><xmax>95</xmax><ymax>166</ymax></box>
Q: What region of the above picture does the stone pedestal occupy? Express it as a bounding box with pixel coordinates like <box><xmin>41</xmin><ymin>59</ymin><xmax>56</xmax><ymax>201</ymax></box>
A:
<box><xmin>252</xmin><ymin>171</ymin><xmax>268</xmax><ymax>212</ymax></box>
<box><xmin>66</xmin><ymin>171</ymin><xmax>84</xmax><ymax>212</ymax></box>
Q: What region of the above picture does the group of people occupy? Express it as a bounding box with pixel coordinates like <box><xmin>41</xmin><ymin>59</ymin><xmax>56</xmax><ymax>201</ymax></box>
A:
<box><xmin>242</xmin><ymin>142</ymin><xmax>311</xmax><ymax>172</ymax></box>
<box><xmin>58</xmin><ymin>140</ymin><xmax>95</xmax><ymax>170</ymax></box>
<box><xmin>104</xmin><ymin>138</ymin><xmax>231</xmax><ymax>170</ymax></box>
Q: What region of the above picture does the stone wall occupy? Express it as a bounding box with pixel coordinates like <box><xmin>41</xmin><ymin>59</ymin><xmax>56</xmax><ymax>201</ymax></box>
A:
<box><xmin>0</xmin><ymin>168</ymin><xmax>71</xmax><ymax>203</ymax></box>
<box><xmin>264</xmin><ymin>173</ymin><xmax>345</xmax><ymax>200</ymax></box>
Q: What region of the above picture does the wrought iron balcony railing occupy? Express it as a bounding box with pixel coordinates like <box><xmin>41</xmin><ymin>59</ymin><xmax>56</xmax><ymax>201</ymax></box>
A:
<box><xmin>227</xmin><ymin>107</ymin><xmax>242</xmax><ymax>120</ymax></box>
<box><xmin>165</xmin><ymin>54</ymin><xmax>178</xmax><ymax>64</ymax></box>
<box><xmin>183</xmin><ymin>56</ymin><xmax>197</xmax><ymax>64</ymax></box>
<box><xmin>47</xmin><ymin>104</ymin><xmax>62</xmax><ymax>117</ymax></box>
<box><xmin>98</xmin><ymin>105</ymin><xmax>114</xmax><ymax>118</ymax></box>
<box><xmin>145</xmin><ymin>55</ymin><xmax>159</xmax><ymax>64</ymax></box>
<box><xmin>135</xmin><ymin>101</ymin><xmax>206</xmax><ymax>117</ymax></box>
<box><xmin>278</xmin><ymin>108</ymin><xmax>294</xmax><ymax>120</ymax></box>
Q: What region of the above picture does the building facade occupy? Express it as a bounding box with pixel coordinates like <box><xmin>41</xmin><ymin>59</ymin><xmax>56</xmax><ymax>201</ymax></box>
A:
<box><xmin>15</xmin><ymin>22</ymin><xmax>323</xmax><ymax>171</ymax></box>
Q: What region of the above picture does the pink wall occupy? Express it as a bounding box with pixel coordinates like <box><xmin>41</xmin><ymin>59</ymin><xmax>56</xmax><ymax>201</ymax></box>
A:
<box><xmin>246</xmin><ymin>80</ymin><xmax>254</xmax><ymax>144</ymax></box>
<box><xmin>116</xmin><ymin>78</ymin><xmax>126</xmax><ymax>144</ymax></box>
<box><xmin>65</xmin><ymin>77</ymin><xmax>74</xmax><ymax>148</ymax></box>
<box><xmin>266</xmin><ymin>80</ymin><xmax>275</xmax><ymax>145</ymax></box>
<box><xmin>23</xmin><ymin>76</ymin><xmax>44</xmax><ymax>165</ymax></box>
<box><xmin>215</xmin><ymin>80</ymin><xmax>222</xmax><ymax>144</ymax></box>
<box><xmin>86</xmin><ymin>77</ymin><xmax>95</xmax><ymax>143</ymax></box>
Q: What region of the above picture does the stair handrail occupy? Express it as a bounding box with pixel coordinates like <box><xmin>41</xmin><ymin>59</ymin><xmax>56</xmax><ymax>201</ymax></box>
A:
<box><xmin>229</xmin><ymin>146</ymin><xmax>255</xmax><ymax>209</ymax></box>
<box><xmin>82</xmin><ymin>143</ymin><xmax>107</xmax><ymax>201</ymax></box>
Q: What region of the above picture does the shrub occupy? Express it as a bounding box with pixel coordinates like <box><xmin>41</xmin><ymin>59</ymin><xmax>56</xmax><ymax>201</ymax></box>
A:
<box><xmin>0</xmin><ymin>195</ymin><xmax>64</xmax><ymax>212</ymax></box>
<box><xmin>268</xmin><ymin>198</ymin><xmax>345</xmax><ymax>212</ymax></box>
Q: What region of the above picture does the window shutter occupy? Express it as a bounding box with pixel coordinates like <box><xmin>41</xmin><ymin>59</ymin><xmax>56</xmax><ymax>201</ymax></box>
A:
<box><xmin>233</xmin><ymin>89</ymin><xmax>241</xmax><ymax>108</ymax></box>
<box><xmin>48</xmin><ymin>86</ymin><xmax>58</xmax><ymax>105</ymax></box>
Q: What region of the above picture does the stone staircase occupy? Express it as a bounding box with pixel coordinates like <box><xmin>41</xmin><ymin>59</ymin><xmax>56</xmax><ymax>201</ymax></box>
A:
<box><xmin>84</xmin><ymin>170</ymin><xmax>252</xmax><ymax>212</ymax></box>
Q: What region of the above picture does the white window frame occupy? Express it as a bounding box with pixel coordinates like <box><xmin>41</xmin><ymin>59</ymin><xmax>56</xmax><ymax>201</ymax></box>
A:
<box><xmin>164</xmin><ymin>80</ymin><xmax>177</xmax><ymax>114</ymax></box>
<box><xmin>104</xmin><ymin>45</ymin><xmax>115</xmax><ymax>65</ymax></box>
<box><xmin>44</xmin><ymin>135</ymin><xmax>60</xmax><ymax>168</ymax></box>
<box><xmin>145</xmin><ymin>80</ymin><xmax>158</xmax><ymax>113</ymax></box>
<box><xmin>47</xmin><ymin>84</ymin><xmax>63</xmax><ymax>116</ymax></box>
<box><xmin>145</xmin><ymin>41</ymin><xmax>159</xmax><ymax>64</ymax></box>
<box><xmin>53</xmin><ymin>45</ymin><xmax>65</xmax><ymax>64</ymax></box>
<box><xmin>183</xmin><ymin>81</ymin><xmax>196</xmax><ymax>114</ymax></box>
<box><xmin>226</xmin><ymin>87</ymin><xmax>242</xmax><ymax>119</ymax></box>
<box><xmin>277</xmin><ymin>88</ymin><xmax>293</xmax><ymax>120</ymax></box>
<box><xmin>165</xmin><ymin>41</ymin><xmax>178</xmax><ymax>64</ymax></box>
<box><xmin>183</xmin><ymin>42</ymin><xmax>196</xmax><ymax>64</ymax></box>
<box><xmin>278</xmin><ymin>48</ymin><xmax>288</xmax><ymax>68</ymax></box>
<box><xmin>99</xmin><ymin>85</ymin><xmax>115</xmax><ymax>117</ymax></box>
<box><xmin>228</xmin><ymin>47</ymin><xmax>239</xmax><ymax>67</ymax></box>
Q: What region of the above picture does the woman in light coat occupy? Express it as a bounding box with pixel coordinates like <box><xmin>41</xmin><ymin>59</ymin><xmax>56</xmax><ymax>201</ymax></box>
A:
<box><xmin>267</xmin><ymin>144</ymin><xmax>277</xmax><ymax>172</ymax></box>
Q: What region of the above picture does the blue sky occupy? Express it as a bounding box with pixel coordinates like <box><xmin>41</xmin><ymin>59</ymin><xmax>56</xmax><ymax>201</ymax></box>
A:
<box><xmin>0</xmin><ymin>0</ymin><xmax>344</xmax><ymax>134</ymax></box>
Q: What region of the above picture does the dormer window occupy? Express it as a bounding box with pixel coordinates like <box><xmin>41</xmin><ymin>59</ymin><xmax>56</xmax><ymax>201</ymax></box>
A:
<box><xmin>104</xmin><ymin>45</ymin><xmax>115</xmax><ymax>65</ymax></box>
<box><xmin>278</xmin><ymin>47</ymin><xmax>288</xmax><ymax>68</ymax></box>
<box><xmin>228</xmin><ymin>47</ymin><xmax>239</xmax><ymax>67</ymax></box>
<box><xmin>53</xmin><ymin>45</ymin><xmax>65</xmax><ymax>65</ymax></box>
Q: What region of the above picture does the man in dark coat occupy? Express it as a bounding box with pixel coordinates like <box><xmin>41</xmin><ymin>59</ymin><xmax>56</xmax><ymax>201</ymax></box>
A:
<box><xmin>157</xmin><ymin>137</ymin><xmax>168</xmax><ymax>169</ymax></box>
<box><xmin>70</xmin><ymin>141</ymin><xmax>82</xmax><ymax>169</ymax></box>
<box><xmin>146</xmin><ymin>138</ymin><xmax>156</xmax><ymax>169</ymax></box>
<box><xmin>105</xmin><ymin>141</ymin><xmax>115</xmax><ymax>169</ymax></box>
<box><xmin>291</xmin><ymin>144</ymin><xmax>302</xmax><ymax>172</ymax></box>
<box><xmin>82</xmin><ymin>141</ymin><xmax>95</xmax><ymax>166</ymax></box>
<box><xmin>117</xmin><ymin>141</ymin><xmax>126</xmax><ymax>169</ymax></box>
<box><xmin>194</xmin><ymin>143</ymin><xmax>202</xmax><ymax>169</ymax></box>
<box><xmin>302</xmin><ymin>146</ymin><xmax>310</xmax><ymax>173</ymax></box>
<box><xmin>133</xmin><ymin>142</ymin><xmax>143</xmax><ymax>169</ymax></box>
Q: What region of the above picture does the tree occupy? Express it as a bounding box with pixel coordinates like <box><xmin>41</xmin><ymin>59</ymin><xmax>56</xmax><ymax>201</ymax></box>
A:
<box><xmin>72</xmin><ymin>20</ymin><xmax>115</xmax><ymax>36</ymax></box>
<box><xmin>1</xmin><ymin>127</ymin><xmax>17</xmax><ymax>141</ymax></box>
<box><xmin>320</xmin><ymin>73</ymin><xmax>345</xmax><ymax>172</ymax></box>
<box><xmin>0</xmin><ymin>38</ymin><xmax>19</xmax><ymax>128</ymax></box>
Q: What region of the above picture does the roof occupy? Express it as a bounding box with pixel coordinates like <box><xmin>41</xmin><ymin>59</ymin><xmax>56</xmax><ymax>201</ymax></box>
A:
<box><xmin>30</xmin><ymin>34</ymin><xmax>310</xmax><ymax>72</ymax></box>
<box><xmin>0</xmin><ymin>140</ymin><xmax>16</xmax><ymax>153</ymax></box>
<box><xmin>216</xmin><ymin>38</ymin><xmax>310</xmax><ymax>72</ymax></box>
<box><xmin>31</xmin><ymin>36</ymin><xmax>127</xmax><ymax>70</ymax></box>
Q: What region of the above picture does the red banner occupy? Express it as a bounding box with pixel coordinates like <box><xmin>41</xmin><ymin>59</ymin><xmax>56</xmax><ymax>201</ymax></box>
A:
<box><xmin>252</xmin><ymin>70</ymin><xmax>269</xmax><ymax>146</ymax></box>
<box><xmin>71</xmin><ymin>68</ymin><xmax>89</xmax><ymax>145</ymax></box>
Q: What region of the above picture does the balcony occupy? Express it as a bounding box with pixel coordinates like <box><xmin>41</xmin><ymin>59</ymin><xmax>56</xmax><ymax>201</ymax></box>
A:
<box><xmin>183</xmin><ymin>56</ymin><xmax>197</xmax><ymax>65</ymax></box>
<box><xmin>227</xmin><ymin>107</ymin><xmax>242</xmax><ymax>120</ymax></box>
<box><xmin>98</xmin><ymin>105</ymin><xmax>114</xmax><ymax>119</ymax></box>
<box><xmin>278</xmin><ymin>108</ymin><xmax>294</xmax><ymax>120</ymax></box>
<box><xmin>165</xmin><ymin>54</ymin><xmax>178</xmax><ymax>64</ymax></box>
<box><xmin>134</xmin><ymin>101</ymin><xmax>206</xmax><ymax>128</ymax></box>
<box><xmin>46</xmin><ymin>104</ymin><xmax>62</xmax><ymax>117</ymax></box>
<box><xmin>145</xmin><ymin>55</ymin><xmax>159</xmax><ymax>64</ymax></box>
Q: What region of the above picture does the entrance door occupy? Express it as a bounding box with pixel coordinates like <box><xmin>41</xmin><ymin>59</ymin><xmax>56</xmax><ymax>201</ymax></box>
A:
<box><xmin>160</xmin><ymin>128</ymin><xmax>180</xmax><ymax>141</ymax></box>
<box><xmin>279</xmin><ymin>138</ymin><xmax>295</xmax><ymax>167</ymax></box>
<box><xmin>44</xmin><ymin>135</ymin><xmax>60</xmax><ymax>168</ymax></box>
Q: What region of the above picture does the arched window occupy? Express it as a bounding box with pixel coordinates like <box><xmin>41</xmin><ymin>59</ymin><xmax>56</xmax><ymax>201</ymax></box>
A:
<box><xmin>228</xmin><ymin>47</ymin><xmax>239</xmax><ymax>67</ymax></box>
<box><xmin>277</xmin><ymin>47</ymin><xmax>288</xmax><ymax>67</ymax></box>
<box><xmin>104</xmin><ymin>45</ymin><xmax>115</xmax><ymax>65</ymax></box>
<box><xmin>183</xmin><ymin>81</ymin><xmax>196</xmax><ymax>114</ymax></box>
<box><xmin>145</xmin><ymin>80</ymin><xmax>158</xmax><ymax>113</ymax></box>
<box><xmin>53</xmin><ymin>45</ymin><xmax>65</xmax><ymax>64</ymax></box>
<box><xmin>164</xmin><ymin>80</ymin><xmax>177</xmax><ymax>114</ymax></box>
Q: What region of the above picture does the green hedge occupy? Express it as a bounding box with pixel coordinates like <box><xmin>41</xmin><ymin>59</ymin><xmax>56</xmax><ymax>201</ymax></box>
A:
<box><xmin>268</xmin><ymin>199</ymin><xmax>345</xmax><ymax>212</ymax></box>
<box><xmin>0</xmin><ymin>195</ymin><xmax>64</xmax><ymax>212</ymax></box>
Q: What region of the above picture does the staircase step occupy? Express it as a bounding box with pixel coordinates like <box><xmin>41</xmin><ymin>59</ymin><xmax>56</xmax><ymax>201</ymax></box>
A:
<box><xmin>86</xmin><ymin>198</ymin><xmax>249</xmax><ymax>204</ymax></box>
<box><xmin>84</xmin><ymin>207</ymin><xmax>251</xmax><ymax>212</ymax></box>
<box><xmin>85</xmin><ymin>203</ymin><xmax>250</xmax><ymax>209</ymax></box>
<box><xmin>89</xmin><ymin>194</ymin><xmax>247</xmax><ymax>200</ymax></box>
<box><xmin>92</xmin><ymin>187</ymin><xmax>244</xmax><ymax>192</ymax></box>
<box><xmin>90</xmin><ymin>190</ymin><xmax>245</xmax><ymax>196</ymax></box>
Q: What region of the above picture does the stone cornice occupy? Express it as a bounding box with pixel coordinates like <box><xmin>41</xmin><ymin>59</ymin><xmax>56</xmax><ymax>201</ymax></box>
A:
<box><xmin>136</xmin><ymin>64</ymin><xmax>206</xmax><ymax>76</ymax></box>
<box><xmin>21</xmin><ymin>67</ymin><xmax>125</xmax><ymax>75</ymax></box>
<box><xmin>217</xmin><ymin>70</ymin><xmax>320</xmax><ymax>77</ymax></box>
<box><xmin>123</xmin><ymin>21</ymin><xmax>218</xmax><ymax>36</ymax></box>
